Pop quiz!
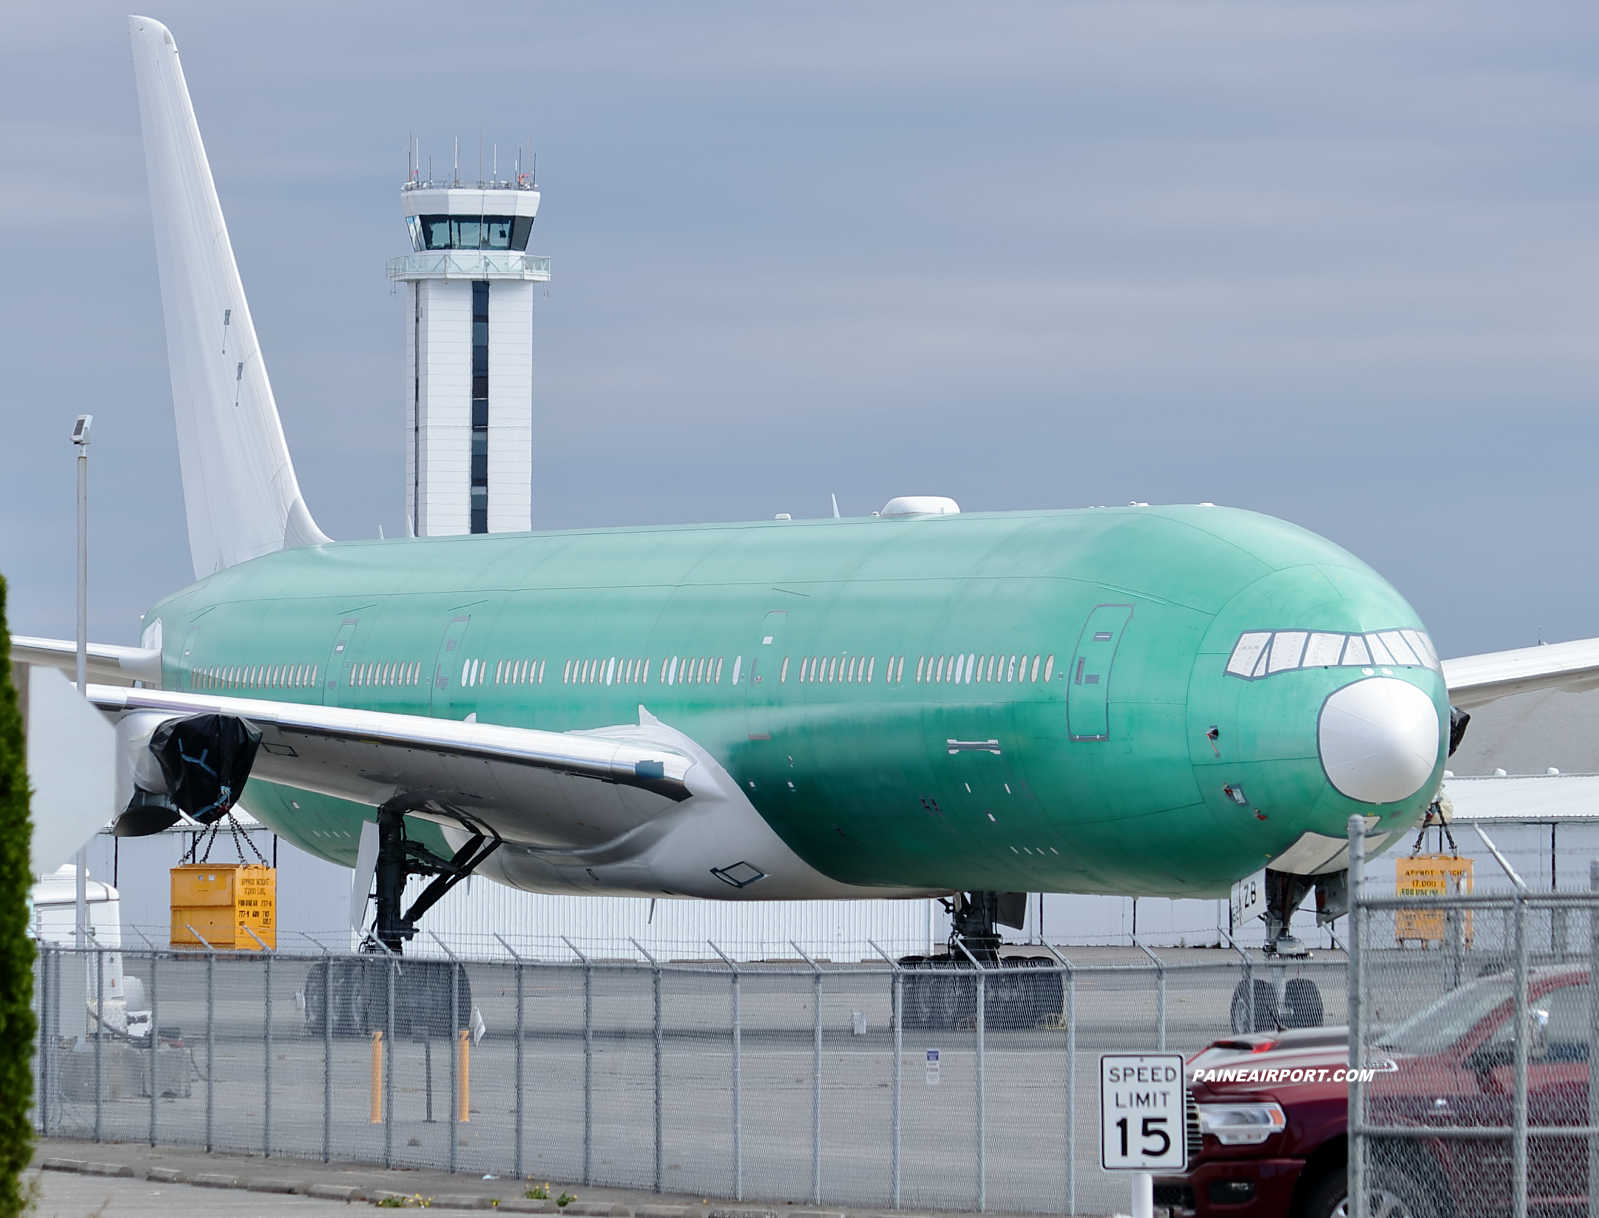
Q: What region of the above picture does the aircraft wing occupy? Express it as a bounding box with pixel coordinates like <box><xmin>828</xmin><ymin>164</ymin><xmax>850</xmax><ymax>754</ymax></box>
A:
<box><xmin>1443</xmin><ymin>637</ymin><xmax>1599</xmax><ymax>709</ymax></box>
<box><xmin>86</xmin><ymin>685</ymin><xmax>695</xmax><ymax>845</ymax></box>
<box><xmin>12</xmin><ymin>635</ymin><xmax>162</xmax><ymax>685</ymax></box>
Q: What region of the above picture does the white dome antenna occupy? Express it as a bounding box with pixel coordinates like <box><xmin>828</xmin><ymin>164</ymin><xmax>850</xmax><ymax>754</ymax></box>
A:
<box><xmin>879</xmin><ymin>496</ymin><xmax>960</xmax><ymax>518</ymax></box>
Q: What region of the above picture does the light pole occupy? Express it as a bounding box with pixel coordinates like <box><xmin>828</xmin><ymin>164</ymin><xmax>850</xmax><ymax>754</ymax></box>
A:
<box><xmin>71</xmin><ymin>414</ymin><xmax>91</xmax><ymax>953</ymax></box>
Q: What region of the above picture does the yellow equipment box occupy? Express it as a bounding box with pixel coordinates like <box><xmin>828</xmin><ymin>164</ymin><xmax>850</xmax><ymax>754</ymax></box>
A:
<box><xmin>170</xmin><ymin>864</ymin><xmax>276</xmax><ymax>950</ymax></box>
<box><xmin>1395</xmin><ymin>854</ymin><xmax>1472</xmax><ymax>946</ymax></box>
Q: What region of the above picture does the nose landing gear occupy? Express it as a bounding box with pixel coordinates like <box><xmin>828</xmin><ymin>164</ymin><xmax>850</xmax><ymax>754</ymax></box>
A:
<box><xmin>1228</xmin><ymin>868</ymin><xmax>1344</xmax><ymax>1033</ymax></box>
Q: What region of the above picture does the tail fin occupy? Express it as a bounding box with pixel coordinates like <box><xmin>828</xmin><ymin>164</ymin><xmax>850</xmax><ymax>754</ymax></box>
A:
<box><xmin>129</xmin><ymin>16</ymin><xmax>330</xmax><ymax>579</ymax></box>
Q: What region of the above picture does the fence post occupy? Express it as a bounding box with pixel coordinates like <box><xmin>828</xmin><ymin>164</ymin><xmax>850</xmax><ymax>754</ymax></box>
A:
<box><xmin>187</xmin><ymin>925</ymin><xmax>217</xmax><ymax>1155</ymax></box>
<box><xmin>631</xmin><ymin>938</ymin><xmax>664</xmax><ymax>1194</ymax></box>
<box><xmin>366</xmin><ymin>936</ymin><xmax>402</xmax><ymax>1170</ymax></box>
<box><xmin>869</xmin><ymin>942</ymin><xmax>903</xmax><ymax>1211</ymax></box>
<box><xmin>1471</xmin><ymin>825</ymin><xmax>1532</xmax><ymax>1218</ymax></box>
<box><xmin>94</xmin><ymin>945</ymin><xmax>103</xmax><ymax>1142</ymax></box>
<box><xmin>428</xmin><ymin>933</ymin><xmax>465</xmax><ymax>1174</ymax></box>
<box><xmin>791</xmin><ymin>942</ymin><xmax>824</xmax><ymax>1206</ymax></box>
<box><xmin>1134</xmin><ymin>940</ymin><xmax>1165</xmax><ymax>1051</ymax></box>
<box><xmin>244</xmin><ymin>926</ymin><xmax>274</xmax><ymax>1157</ymax></box>
<box><xmin>207</xmin><ymin>942</ymin><xmax>215</xmax><ymax>1152</ymax></box>
<box><xmin>1513</xmin><ymin>885</ymin><xmax>1530</xmax><ymax>1218</ymax></box>
<box><xmin>45</xmin><ymin>947</ymin><xmax>57</xmax><ymax>1137</ymax></box>
<box><xmin>298</xmin><ymin>934</ymin><xmax>336</xmax><ymax>1165</ymax></box>
<box><xmin>35</xmin><ymin>945</ymin><xmax>47</xmax><ymax>1136</ymax></box>
<box><xmin>955</xmin><ymin>939</ymin><xmax>987</xmax><ymax>1213</ymax></box>
<box><xmin>148</xmin><ymin>949</ymin><xmax>158</xmax><ymax>1147</ymax></box>
<box><xmin>1346</xmin><ymin>817</ymin><xmax>1366</xmax><ymax>1218</ymax></box>
<box><xmin>495</xmin><ymin>936</ymin><xmax>527</xmax><ymax>1183</ymax></box>
<box><xmin>564</xmin><ymin>937</ymin><xmax>594</xmax><ymax>1187</ymax></box>
<box><xmin>313</xmin><ymin>939</ymin><xmax>332</xmax><ymax>1162</ymax></box>
<box><xmin>1042</xmin><ymin>943</ymin><xmax>1077</xmax><ymax>1216</ymax></box>
<box><xmin>1588</xmin><ymin>859</ymin><xmax>1599</xmax><ymax>1218</ymax></box>
<box><xmin>710</xmin><ymin>942</ymin><xmax>743</xmax><ymax>1202</ymax></box>
<box><xmin>51</xmin><ymin>948</ymin><xmax>61</xmax><ymax>1137</ymax></box>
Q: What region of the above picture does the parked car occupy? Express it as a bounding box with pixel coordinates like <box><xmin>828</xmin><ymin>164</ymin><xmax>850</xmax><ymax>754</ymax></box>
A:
<box><xmin>1156</xmin><ymin>966</ymin><xmax>1593</xmax><ymax>1218</ymax></box>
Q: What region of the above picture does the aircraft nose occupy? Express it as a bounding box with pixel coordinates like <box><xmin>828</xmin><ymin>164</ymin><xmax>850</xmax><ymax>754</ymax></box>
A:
<box><xmin>1317</xmin><ymin>678</ymin><xmax>1442</xmax><ymax>804</ymax></box>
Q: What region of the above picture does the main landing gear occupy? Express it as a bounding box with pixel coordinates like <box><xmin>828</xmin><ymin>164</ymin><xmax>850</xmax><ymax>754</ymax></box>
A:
<box><xmin>1228</xmin><ymin>868</ymin><xmax>1347</xmax><ymax>1033</ymax></box>
<box><xmin>305</xmin><ymin>803</ymin><xmax>501</xmax><ymax>1038</ymax></box>
<box><xmin>898</xmin><ymin>891</ymin><xmax>1063</xmax><ymax>1031</ymax></box>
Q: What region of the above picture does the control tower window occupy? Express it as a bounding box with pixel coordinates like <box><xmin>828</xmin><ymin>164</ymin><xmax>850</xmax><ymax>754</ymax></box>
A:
<box><xmin>412</xmin><ymin>215</ymin><xmax>533</xmax><ymax>252</ymax></box>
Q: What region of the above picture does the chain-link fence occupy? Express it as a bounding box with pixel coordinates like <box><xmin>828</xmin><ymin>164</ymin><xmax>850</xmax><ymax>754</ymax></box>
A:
<box><xmin>33</xmin><ymin>937</ymin><xmax>1345</xmax><ymax>1214</ymax></box>
<box><xmin>1348</xmin><ymin>817</ymin><xmax>1599</xmax><ymax>1218</ymax></box>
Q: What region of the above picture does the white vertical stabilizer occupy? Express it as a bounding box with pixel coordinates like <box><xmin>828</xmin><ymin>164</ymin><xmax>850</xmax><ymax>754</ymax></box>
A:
<box><xmin>129</xmin><ymin>16</ymin><xmax>330</xmax><ymax>579</ymax></box>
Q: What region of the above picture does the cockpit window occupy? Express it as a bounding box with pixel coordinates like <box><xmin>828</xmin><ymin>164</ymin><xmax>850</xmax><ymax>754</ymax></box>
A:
<box><xmin>1225</xmin><ymin>628</ymin><xmax>1440</xmax><ymax>681</ymax></box>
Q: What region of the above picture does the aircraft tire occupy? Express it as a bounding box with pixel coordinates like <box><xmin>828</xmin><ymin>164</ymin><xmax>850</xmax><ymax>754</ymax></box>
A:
<box><xmin>1282</xmin><ymin>977</ymin><xmax>1324</xmax><ymax>1028</ymax></box>
<box><xmin>1229</xmin><ymin>978</ymin><xmax>1278</xmax><ymax>1034</ymax></box>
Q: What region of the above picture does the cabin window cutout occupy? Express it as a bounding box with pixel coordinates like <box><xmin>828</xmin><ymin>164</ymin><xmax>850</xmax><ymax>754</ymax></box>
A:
<box><xmin>779</xmin><ymin>657</ymin><xmax>787</xmax><ymax>683</ymax></box>
<box><xmin>1068</xmin><ymin>604</ymin><xmax>1134</xmax><ymax>742</ymax></box>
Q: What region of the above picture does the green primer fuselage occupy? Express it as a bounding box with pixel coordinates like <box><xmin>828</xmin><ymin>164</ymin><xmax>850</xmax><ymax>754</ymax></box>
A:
<box><xmin>145</xmin><ymin>505</ymin><xmax>1447</xmax><ymax>899</ymax></box>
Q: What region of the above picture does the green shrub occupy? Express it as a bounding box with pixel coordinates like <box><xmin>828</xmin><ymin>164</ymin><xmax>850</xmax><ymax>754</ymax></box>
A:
<box><xmin>0</xmin><ymin>577</ymin><xmax>36</xmax><ymax>1218</ymax></box>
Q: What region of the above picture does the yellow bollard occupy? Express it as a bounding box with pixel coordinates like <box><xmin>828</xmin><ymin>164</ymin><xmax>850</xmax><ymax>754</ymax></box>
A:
<box><xmin>457</xmin><ymin>1028</ymin><xmax>471</xmax><ymax>1123</ymax></box>
<box><xmin>370</xmin><ymin>1030</ymin><xmax>383</xmax><ymax>1123</ymax></box>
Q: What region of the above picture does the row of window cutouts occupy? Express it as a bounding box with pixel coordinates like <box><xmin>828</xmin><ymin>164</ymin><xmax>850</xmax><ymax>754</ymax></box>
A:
<box><xmin>557</xmin><ymin>652</ymin><xmax>1056</xmax><ymax>687</ymax></box>
<box><xmin>193</xmin><ymin>663</ymin><xmax>323</xmax><ymax>691</ymax></box>
<box><xmin>191</xmin><ymin>651</ymin><xmax>1057</xmax><ymax>694</ymax></box>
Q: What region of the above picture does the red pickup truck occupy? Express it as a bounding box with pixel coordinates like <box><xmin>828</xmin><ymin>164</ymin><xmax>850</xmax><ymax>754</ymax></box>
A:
<box><xmin>1157</xmin><ymin>966</ymin><xmax>1593</xmax><ymax>1218</ymax></box>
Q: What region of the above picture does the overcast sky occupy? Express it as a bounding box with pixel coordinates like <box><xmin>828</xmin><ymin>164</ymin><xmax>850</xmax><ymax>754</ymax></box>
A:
<box><xmin>3</xmin><ymin>2</ymin><xmax>1597</xmax><ymax>656</ymax></box>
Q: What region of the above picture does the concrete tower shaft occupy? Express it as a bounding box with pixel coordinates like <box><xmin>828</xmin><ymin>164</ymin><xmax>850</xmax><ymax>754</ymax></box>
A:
<box><xmin>388</xmin><ymin>181</ymin><xmax>550</xmax><ymax>537</ymax></box>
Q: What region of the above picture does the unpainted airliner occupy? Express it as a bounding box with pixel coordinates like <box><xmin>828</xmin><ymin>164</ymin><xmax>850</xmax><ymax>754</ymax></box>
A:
<box><xmin>16</xmin><ymin>18</ymin><xmax>1599</xmax><ymax>984</ymax></box>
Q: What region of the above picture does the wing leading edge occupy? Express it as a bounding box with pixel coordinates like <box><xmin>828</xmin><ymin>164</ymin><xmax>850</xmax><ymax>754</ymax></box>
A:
<box><xmin>86</xmin><ymin>685</ymin><xmax>694</xmax><ymax>841</ymax></box>
<box><xmin>1442</xmin><ymin>637</ymin><xmax>1599</xmax><ymax>710</ymax></box>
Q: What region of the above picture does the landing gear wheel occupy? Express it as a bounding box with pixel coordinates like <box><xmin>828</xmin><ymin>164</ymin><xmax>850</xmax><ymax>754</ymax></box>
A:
<box><xmin>1300</xmin><ymin>1165</ymin><xmax>1439</xmax><ymax>1218</ymax></box>
<box><xmin>1229</xmin><ymin>978</ymin><xmax>1278</xmax><ymax>1033</ymax></box>
<box><xmin>1283</xmin><ymin>977</ymin><xmax>1324</xmax><ymax>1028</ymax></box>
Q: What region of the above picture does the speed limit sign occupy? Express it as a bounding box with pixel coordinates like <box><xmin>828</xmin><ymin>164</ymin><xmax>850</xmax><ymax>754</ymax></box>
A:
<box><xmin>1100</xmin><ymin>1054</ymin><xmax>1186</xmax><ymax>1171</ymax></box>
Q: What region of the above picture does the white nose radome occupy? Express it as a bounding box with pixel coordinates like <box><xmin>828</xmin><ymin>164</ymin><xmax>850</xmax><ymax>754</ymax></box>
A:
<box><xmin>1318</xmin><ymin>678</ymin><xmax>1441</xmax><ymax>804</ymax></box>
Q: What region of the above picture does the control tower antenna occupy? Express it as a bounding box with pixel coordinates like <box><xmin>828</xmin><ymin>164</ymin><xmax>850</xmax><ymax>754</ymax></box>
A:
<box><xmin>389</xmin><ymin>146</ymin><xmax>549</xmax><ymax>537</ymax></box>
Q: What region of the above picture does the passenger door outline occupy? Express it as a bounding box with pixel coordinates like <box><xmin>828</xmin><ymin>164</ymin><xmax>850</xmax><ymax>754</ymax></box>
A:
<box><xmin>321</xmin><ymin>619</ymin><xmax>360</xmax><ymax>707</ymax></box>
<box><xmin>429</xmin><ymin>615</ymin><xmax>473</xmax><ymax>716</ymax></box>
<box><xmin>1067</xmin><ymin>604</ymin><xmax>1134</xmax><ymax>742</ymax></box>
<box><xmin>178</xmin><ymin>621</ymin><xmax>204</xmax><ymax>692</ymax></box>
<box><xmin>744</xmin><ymin>610</ymin><xmax>788</xmax><ymax>740</ymax></box>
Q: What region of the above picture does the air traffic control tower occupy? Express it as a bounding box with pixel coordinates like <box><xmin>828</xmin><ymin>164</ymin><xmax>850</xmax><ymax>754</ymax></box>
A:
<box><xmin>387</xmin><ymin>168</ymin><xmax>550</xmax><ymax>536</ymax></box>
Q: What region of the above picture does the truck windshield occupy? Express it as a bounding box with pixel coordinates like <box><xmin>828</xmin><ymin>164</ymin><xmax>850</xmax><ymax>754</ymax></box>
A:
<box><xmin>1375</xmin><ymin>976</ymin><xmax>1512</xmax><ymax>1057</ymax></box>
